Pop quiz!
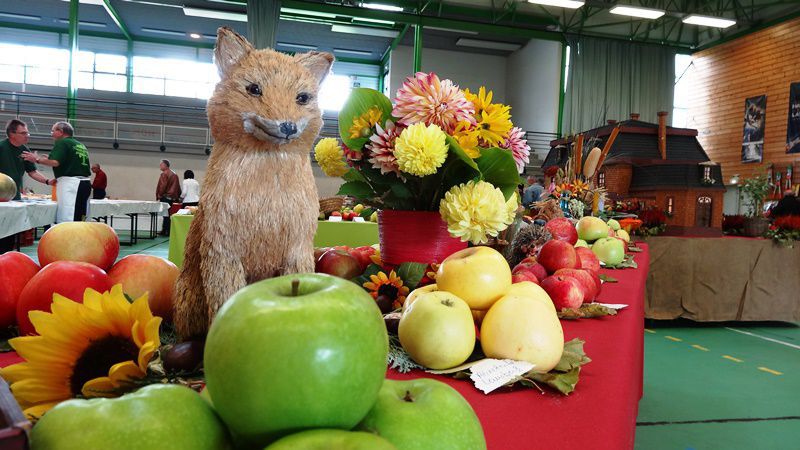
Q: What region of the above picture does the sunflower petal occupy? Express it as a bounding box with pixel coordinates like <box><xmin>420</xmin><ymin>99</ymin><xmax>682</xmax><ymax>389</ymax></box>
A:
<box><xmin>23</xmin><ymin>402</ymin><xmax>61</xmax><ymax>421</ymax></box>
<box><xmin>81</xmin><ymin>377</ymin><xmax>116</xmax><ymax>398</ymax></box>
<box><xmin>108</xmin><ymin>361</ymin><xmax>145</xmax><ymax>385</ymax></box>
<box><xmin>137</xmin><ymin>341</ymin><xmax>158</xmax><ymax>371</ymax></box>
<box><xmin>9</xmin><ymin>378</ymin><xmax>70</xmax><ymax>406</ymax></box>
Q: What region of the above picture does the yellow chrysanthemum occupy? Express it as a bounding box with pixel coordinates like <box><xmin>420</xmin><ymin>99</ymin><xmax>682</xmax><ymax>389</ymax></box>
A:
<box><xmin>476</xmin><ymin>105</ymin><xmax>513</xmax><ymax>148</ymax></box>
<box><xmin>363</xmin><ymin>270</ymin><xmax>410</xmax><ymax>310</ymax></box>
<box><xmin>452</xmin><ymin>121</ymin><xmax>481</xmax><ymax>159</ymax></box>
<box><xmin>348</xmin><ymin>106</ymin><xmax>383</xmax><ymax>139</ymax></box>
<box><xmin>463</xmin><ymin>87</ymin><xmax>497</xmax><ymax>116</ymax></box>
<box><xmin>393</xmin><ymin>123</ymin><xmax>448</xmax><ymax>176</ymax></box>
<box><xmin>439</xmin><ymin>181</ymin><xmax>517</xmax><ymax>244</ymax></box>
<box><xmin>314</xmin><ymin>138</ymin><xmax>348</xmax><ymax>177</ymax></box>
<box><xmin>0</xmin><ymin>285</ymin><xmax>161</xmax><ymax>419</ymax></box>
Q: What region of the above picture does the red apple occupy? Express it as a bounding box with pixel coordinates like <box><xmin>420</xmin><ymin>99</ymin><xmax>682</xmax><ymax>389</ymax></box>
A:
<box><xmin>518</xmin><ymin>256</ymin><xmax>537</xmax><ymax>265</ymax></box>
<box><xmin>0</xmin><ymin>252</ymin><xmax>40</xmax><ymax>327</ymax></box>
<box><xmin>38</xmin><ymin>222</ymin><xmax>120</xmax><ymax>271</ymax></box>
<box><xmin>512</xmin><ymin>263</ymin><xmax>545</xmax><ymax>285</ymax></box>
<box><xmin>575</xmin><ymin>247</ymin><xmax>601</xmax><ymax>275</ymax></box>
<box><xmin>17</xmin><ymin>261</ymin><xmax>113</xmax><ymax>335</ymax></box>
<box><xmin>314</xmin><ymin>247</ymin><xmax>331</xmax><ymax>263</ymax></box>
<box><xmin>348</xmin><ymin>246</ymin><xmax>376</xmax><ymax>271</ymax></box>
<box><xmin>108</xmin><ymin>255</ymin><xmax>180</xmax><ymax>321</ymax></box>
<box><xmin>554</xmin><ymin>268</ymin><xmax>599</xmax><ymax>303</ymax></box>
<box><xmin>540</xmin><ymin>275</ymin><xmax>584</xmax><ymax>310</ymax></box>
<box><xmin>512</xmin><ymin>271</ymin><xmax>539</xmax><ymax>285</ymax></box>
<box><xmin>315</xmin><ymin>249</ymin><xmax>362</xmax><ymax>280</ymax></box>
<box><xmin>545</xmin><ymin>218</ymin><xmax>578</xmax><ymax>245</ymax></box>
<box><xmin>537</xmin><ymin>240</ymin><xmax>580</xmax><ymax>274</ymax></box>
<box><xmin>330</xmin><ymin>211</ymin><xmax>342</xmax><ymax>217</ymax></box>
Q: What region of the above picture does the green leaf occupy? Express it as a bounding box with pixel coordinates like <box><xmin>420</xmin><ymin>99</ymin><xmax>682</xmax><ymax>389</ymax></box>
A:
<box><xmin>554</xmin><ymin>338</ymin><xmax>592</xmax><ymax>372</ymax></box>
<box><xmin>558</xmin><ymin>303</ymin><xmax>619</xmax><ymax>319</ymax></box>
<box><xmin>343</xmin><ymin>168</ymin><xmax>366</xmax><ymax>183</ymax></box>
<box><xmin>476</xmin><ymin>147</ymin><xmax>521</xmax><ymax>200</ymax></box>
<box><xmin>337</xmin><ymin>181</ymin><xmax>373</xmax><ymax>200</ymax></box>
<box><xmin>390</xmin><ymin>183</ymin><xmax>414</xmax><ymax>199</ymax></box>
<box><xmin>527</xmin><ymin>367</ymin><xmax>582</xmax><ymax>395</ymax></box>
<box><xmin>445</xmin><ymin>135</ymin><xmax>479</xmax><ymax>170</ymax></box>
<box><xmin>338</xmin><ymin>88</ymin><xmax>394</xmax><ymax>150</ymax></box>
<box><xmin>395</xmin><ymin>262</ymin><xmax>428</xmax><ymax>289</ymax></box>
<box><xmin>598</xmin><ymin>274</ymin><xmax>618</xmax><ymax>283</ymax></box>
<box><xmin>351</xmin><ymin>264</ymin><xmax>384</xmax><ymax>288</ymax></box>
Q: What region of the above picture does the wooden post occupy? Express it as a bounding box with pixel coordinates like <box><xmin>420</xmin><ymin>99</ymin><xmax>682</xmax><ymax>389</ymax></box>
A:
<box><xmin>596</xmin><ymin>126</ymin><xmax>620</xmax><ymax>170</ymax></box>
<box><xmin>658</xmin><ymin>111</ymin><xmax>669</xmax><ymax>160</ymax></box>
<box><xmin>574</xmin><ymin>134</ymin><xmax>584</xmax><ymax>179</ymax></box>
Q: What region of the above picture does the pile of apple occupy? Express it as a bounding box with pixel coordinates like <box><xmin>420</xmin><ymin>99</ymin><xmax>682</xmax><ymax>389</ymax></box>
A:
<box><xmin>0</xmin><ymin>222</ymin><xmax>178</xmax><ymax>335</ymax></box>
<box><xmin>314</xmin><ymin>245</ymin><xmax>377</xmax><ymax>279</ymax></box>
<box><xmin>323</xmin><ymin>203</ymin><xmax>379</xmax><ymax>222</ymax></box>
<box><xmin>574</xmin><ymin>216</ymin><xmax>630</xmax><ymax>266</ymax></box>
<box><xmin>398</xmin><ymin>247</ymin><xmax>565</xmax><ymax>373</ymax></box>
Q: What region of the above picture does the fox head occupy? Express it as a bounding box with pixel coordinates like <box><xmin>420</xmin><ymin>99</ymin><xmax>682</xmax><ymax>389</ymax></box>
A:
<box><xmin>207</xmin><ymin>27</ymin><xmax>334</xmax><ymax>152</ymax></box>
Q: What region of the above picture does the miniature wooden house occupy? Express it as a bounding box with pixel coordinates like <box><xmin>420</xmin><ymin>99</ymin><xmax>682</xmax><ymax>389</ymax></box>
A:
<box><xmin>544</xmin><ymin>113</ymin><xmax>726</xmax><ymax>229</ymax></box>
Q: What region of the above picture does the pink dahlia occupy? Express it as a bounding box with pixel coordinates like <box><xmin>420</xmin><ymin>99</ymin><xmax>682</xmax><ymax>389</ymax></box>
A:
<box><xmin>500</xmin><ymin>127</ymin><xmax>530</xmax><ymax>174</ymax></box>
<box><xmin>367</xmin><ymin>120</ymin><xmax>404</xmax><ymax>176</ymax></box>
<box><xmin>342</xmin><ymin>144</ymin><xmax>362</xmax><ymax>168</ymax></box>
<box><xmin>392</xmin><ymin>72</ymin><xmax>476</xmax><ymax>132</ymax></box>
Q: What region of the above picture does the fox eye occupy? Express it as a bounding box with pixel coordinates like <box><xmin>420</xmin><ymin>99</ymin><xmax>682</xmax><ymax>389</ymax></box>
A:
<box><xmin>246</xmin><ymin>83</ymin><xmax>262</xmax><ymax>96</ymax></box>
<box><xmin>296</xmin><ymin>92</ymin><xmax>311</xmax><ymax>105</ymax></box>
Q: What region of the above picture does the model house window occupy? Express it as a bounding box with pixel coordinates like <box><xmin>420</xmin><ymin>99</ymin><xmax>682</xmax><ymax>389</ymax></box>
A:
<box><xmin>598</xmin><ymin>171</ymin><xmax>606</xmax><ymax>187</ymax></box>
<box><xmin>667</xmin><ymin>196</ymin><xmax>674</xmax><ymax>214</ymax></box>
<box><xmin>703</xmin><ymin>166</ymin><xmax>711</xmax><ymax>179</ymax></box>
<box><xmin>698</xmin><ymin>196</ymin><xmax>712</xmax><ymax>204</ymax></box>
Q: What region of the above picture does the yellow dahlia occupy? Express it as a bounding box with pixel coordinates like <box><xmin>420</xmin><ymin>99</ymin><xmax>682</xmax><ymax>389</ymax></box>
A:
<box><xmin>452</xmin><ymin>121</ymin><xmax>481</xmax><ymax>159</ymax></box>
<box><xmin>439</xmin><ymin>181</ymin><xmax>517</xmax><ymax>244</ymax></box>
<box><xmin>314</xmin><ymin>138</ymin><xmax>348</xmax><ymax>177</ymax></box>
<box><xmin>392</xmin><ymin>72</ymin><xmax>475</xmax><ymax>132</ymax></box>
<box><xmin>0</xmin><ymin>285</ymin><xmax>161</xmax><ymax>419</ymax></box>
<box><xmin>363</xmin><ymin>270</ymin><xmax>410</xmax><ymax>310</ymax></box>
<box><xmin>393</xmin><ymin>123</ymin><xmax>448</xmax><ymax>176</ymax></box>
<box><xmin>348</xmin><ymin>106</ymin><xmax>384</xmax><ymax>139</ymax></box>
<box><xmin>476</xmin><ymin>105</ymin><xmax>513</xmax><ymax>148</ymax></box>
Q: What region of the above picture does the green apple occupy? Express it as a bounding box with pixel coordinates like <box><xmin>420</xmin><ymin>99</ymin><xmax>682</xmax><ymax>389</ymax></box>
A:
<box><xmin>616</xmin><ymin>229</ymin><xmax>630</xmax><ymax>243</ymax></box>
<box><xmin>607</xmin><ymin>218</ymin><xmax>621</xmax><ymax>231</ymax></box>
<box><xmin>575</xmin><ymin>216</ymin><xmax>609</xmax><ymax>242</ymax></box>
<box><xmin>30</xmin><ymin>384</ymin><xmax>230</xmax><ymax>450</ymax></box>
<box><xmin>436</xmin><ymin>246</ymin><xmax>512</xmax><ymax>310</ymax></box>
<box><xmin>204</xmin><ymin>273</ymin><xmax>388</xmax><ymax>447</ymax></box>
<box><xmin>370</xmin><ymin>211</ymin><xmax>379</xmax><ymax>222</ymax></box>
<box><xmin>591</xmin><ymin>237</ymin><xmax>625</xmax><ymax>265</ymax></box>
<box><xmin>574</xmin><ymin>239</ymin><xmax>589</xmax><ymax>248</ymax></box>
<box><xmin>398</xmin><ymin>291</ymin><xmax>475</xmax><ymax>369</ymax></box>
<box><xmin>265</xmin><ymin>429</ymin><xmax>396</xmax><ymax>450</ymax></box>
<box><xmin>356</xmin><ymin>379</ymin><xmax>486</xmax><ymax>450</ymax></box>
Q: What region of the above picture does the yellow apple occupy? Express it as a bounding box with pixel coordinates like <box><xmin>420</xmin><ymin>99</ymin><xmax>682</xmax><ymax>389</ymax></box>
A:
<box><xmin>505</xmin><ymin>281</ymin><xmax>556</xmax><ymax>312</ymax></box>
<box><xmin>615</xmin><ymin>229</ymin><xmax>630</xmax><ymax>243</ymax></box>
<box><xmin>480</xmin><ymin>292</ymin><xmax>564</xmax><ymax>373</ymax></box>
<box><xmin>403</xmin><ymin>283</ymin><xmax>438</xmax><ymax>312</ymax></box>
<box><xmin>436</xmin><ymin>247</ymin><xmax>512</xmax><ymax>310</ymax></box>
<box><xmin>399</xmin><ymin>291</ymin><xmax>475</xmax><ymax>370</ymax></box>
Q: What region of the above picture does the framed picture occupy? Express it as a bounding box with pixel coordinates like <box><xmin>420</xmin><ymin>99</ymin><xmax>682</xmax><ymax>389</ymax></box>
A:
<box><xmin>741</xmin><ymin>94</ymin><xmax>766</xmax><ymax>163</ymax></box>
<box><xmin>787</xmin><ymin>82</ymin><xmax>800</xmax><ymax>154</ymax></box>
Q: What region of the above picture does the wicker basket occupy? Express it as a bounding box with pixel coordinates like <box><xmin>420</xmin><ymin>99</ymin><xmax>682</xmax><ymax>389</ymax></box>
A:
<box><xmin>319</xmin><ymin>197</ymin><xmax>344</xmax><ymax>214</ymax></box>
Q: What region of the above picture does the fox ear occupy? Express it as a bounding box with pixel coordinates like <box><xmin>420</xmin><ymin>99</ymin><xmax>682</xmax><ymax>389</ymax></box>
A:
<box><xmin>294</xmin><ymin>51</ymin><xmax>334</xmax><ymax>85</ymax></box>
<box><xmin>214</xmin><ymin>27</ymin><xmax>254</xmax><ymax>77</ymax></box>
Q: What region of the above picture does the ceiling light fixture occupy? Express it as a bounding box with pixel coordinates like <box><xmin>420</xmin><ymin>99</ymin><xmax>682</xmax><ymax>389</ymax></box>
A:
<box><xmin>456</xmin><ymin>38</ymin><xmax>521</xmax><ymax>52</ymax></box>
<box><xmin>202</xmin><ymin>34</ymin><xmax>217</xmax><ymax>40</ymax></box>
<box><xmin>60</xmin><ymin>0</ymin><xmax>106</xmax><ymax>5</ymax></box>
<box><xmin>362</xmin><ymin>3</ymin><xmax>404</xmax><ymax>12</ymax></box>
<box><xmin>334</xmin><ymin>48</ymin><xmax>373</xmax><ymax>57</ymax></box>
<box><xmin>424</xmin><ymin>26</ymin><xmax>479</xmax><ymax>36</ymax></box>
<box><xmin>682</xmin><ymin>14</ymin><xmax>736</xmax><ymax>28</ymax></box>
<box><xmin>331</xmin><ymin>24</ymin><xmax>399</xmax><ymax>38</ymax></box>
<box><xmin>277</xmin><ymin>42</ymin><xmax>319</xmax><ymax>51</ymax></box>
<box><xmin>189</xmin><ymin>33</ymin><xmax>202</xmax><ymax>39</ymax></box>
<box><xmin>526</xmin><ymin>0</ymin><xmax>585</xmax><ymax>9</ymax></box>
<box><xmin>183</xmin><ymin>6</ymin><xmax>247</xmax><ymax>22</ymax></box>
<box><xmin>58</xmin><ymin>19</ymin><xmax>107</xmax><ymax>28</ymax></box>
<box><xmin>0</xmin><ymin>12</ymin><xmax>41</xmax><ymax>21</ymax></box>
<box><xmin>141</xmin><ymin>27</ymin><xmax>186</xmax><ymax>37</ymax></box>
<box><xmin>353</xmin><ymin>17</ymin><xmax>396</xmax><ymax>26</ymax></box>
<box><xmin>609</xmin><ymin>5</ymin><xmax>665</xmax><ymax>20</ymax></box>
<box><xmin>280</xmin><ymin>7</ymin><xmax>338</xmax><ymax>19</ymax></box>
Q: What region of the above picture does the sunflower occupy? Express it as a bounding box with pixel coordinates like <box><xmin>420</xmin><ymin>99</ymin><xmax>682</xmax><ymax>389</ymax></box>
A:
<box><xmin>452</xmin><ymin>121</ymin><xmax>481</xmax><ymax>159</ymax></box>
<box><xmin>348</xmin><ymin>106</ymin><xmax>383</xmax><ymax>139</ymax></box>
<box><xmin>0</xmin><ymin>285</ymin><xmax>161</xmax><ymax>419</ymax></box>
<box><xmin>393</xmin><ymin>123</ymin><xmax>448</xmax><ymax>176</ymax></box>
<box><xmin>463</xmin><ymin>87</ymin><xmax>497</xmax><ymax>117</ymax></box>
<box><xmin>475</xmin><ymin>105</ymin><xmax>513</xmax><ymax>148</ymax></box>
<box><xmin>363</xmin><ymin>270</ymin><xmax>410</xmax><ymax>310</ymax></box>
<box><xmin>439</xmin><ymin>181</ymin><xmax>517</xmax><ymax>244</ymax></box>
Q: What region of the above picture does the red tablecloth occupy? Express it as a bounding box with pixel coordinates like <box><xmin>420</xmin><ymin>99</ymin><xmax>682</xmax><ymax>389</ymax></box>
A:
<box><xmin>388</xmin><ymin>244</ymin><xmax>649</xmax><ymax>450</ymax></box>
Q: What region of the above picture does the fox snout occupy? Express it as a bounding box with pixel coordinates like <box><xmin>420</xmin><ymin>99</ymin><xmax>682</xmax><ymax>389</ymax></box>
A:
<box><xmin>242</xmin><ymin>113</ymin><xmax>309</xmax><ymax>144</ymax></box>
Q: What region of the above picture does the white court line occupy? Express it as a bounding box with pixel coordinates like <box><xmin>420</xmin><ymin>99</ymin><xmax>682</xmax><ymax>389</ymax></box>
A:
<box><xmin>725</xmin><ymin>327</ymin><xmax>800</xmax><ymax>350</ymax></box>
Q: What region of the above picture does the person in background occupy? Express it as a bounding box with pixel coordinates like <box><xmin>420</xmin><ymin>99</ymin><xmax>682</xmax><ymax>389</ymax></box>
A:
<box><xmin>770</xmin><ymin>190</ymin><xmax>800</xmax><ymax>218</ymax></box>
<box><xmin>21</xmin><ymin>121</ymin><xmax>91</xmax><ymax>223</ymax></box>
<box><xmin>0</xmin><ymin>119</ymin><xmax>53</xmax><ymax>253</ymax></box>
<box><xmin>156</xmin><ymin>159</ymin><xmax>181</xmax><ymax>236</ymax></box>
<box><xmin>522</xmin><ymin>176</ymin><xmax>545</xmax><ymax>207</ymax></box>
<box><xmin>91</xmin><ymin>163</ymin><xmax>107</xmax><ymax>199</ymax></box>
<box><xmin>180</xmin><ymin>169</ymin><xmax>200</xmax><ymax>207</ymax></box>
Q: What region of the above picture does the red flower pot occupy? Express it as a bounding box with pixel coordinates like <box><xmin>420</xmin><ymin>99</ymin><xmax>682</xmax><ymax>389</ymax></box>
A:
<box><xmin>378</xmin><ymin>210</ymin><xmax>467</xmax><ymax>265</ymax></box>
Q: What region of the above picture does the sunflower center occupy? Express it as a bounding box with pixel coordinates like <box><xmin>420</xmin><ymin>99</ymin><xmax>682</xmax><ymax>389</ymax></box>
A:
<box><xmin>70</xmin><ymin>336</ymin><xmax>138</xmax><ymax>395</ymax></box>
<box><xmin>378</xmin><ymin>284</ymin><xmax>399</xmax><ymax>299</ymax></box>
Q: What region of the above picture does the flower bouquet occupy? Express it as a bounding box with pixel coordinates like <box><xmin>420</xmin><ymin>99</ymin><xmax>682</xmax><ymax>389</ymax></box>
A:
<box><xmin>315</xmin><ymin>72</ymin><xmax>527</xmax><ymax>264</ymax></box>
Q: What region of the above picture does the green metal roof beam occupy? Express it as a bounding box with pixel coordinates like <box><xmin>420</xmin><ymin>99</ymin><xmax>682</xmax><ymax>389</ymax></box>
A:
<box><xmin>102</xmin><ymin>0</ymin><xmax>132</xmax><ymax>41</ymax></box>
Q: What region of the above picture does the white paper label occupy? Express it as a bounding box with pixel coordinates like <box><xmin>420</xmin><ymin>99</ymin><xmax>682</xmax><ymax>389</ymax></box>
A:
<box><xmin>353</xmin><ymin>216</ymin><xmax>365</xmax><ymax>222</ymax></box>
<box><xmin>469</xmin><ymin>359</ymin><xmax>535</xmax><ymax>394</ymax></box>
<box><xmin>327</xmin><ymin>216</ymin><xmax>343</xmax><ymax>222</ymax></box>
<box><xmin>595</xmin><ymin>303</ymin><xmax>628</xmax><ymax>310</ymax></box>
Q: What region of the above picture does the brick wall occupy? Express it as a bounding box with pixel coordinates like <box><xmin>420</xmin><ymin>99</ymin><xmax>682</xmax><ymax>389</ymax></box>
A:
<box><xmin>686</xmin><ymin>17</ymin><xmax>800</xmax><ymax>184</ymax></box>
<box><xmin>633</xmin><ymin>189</ymin><xmax>724</xmax><ymax>228</ymax></box>
<box><xmin>600</xmin><ymin>164</ymin><xmax>632</xmax><ymax>197</ymax></box>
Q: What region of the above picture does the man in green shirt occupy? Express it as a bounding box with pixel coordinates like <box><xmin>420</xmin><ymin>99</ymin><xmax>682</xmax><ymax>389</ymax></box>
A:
<box><xmin>22</xmin><ymin>121</ymin><xmax>92</xmax><ymax>223</ymax></box>
<box><xmin>0</xmin><ymin>119</ymin><xmax>53</xmax><ymax>253</ymax></box>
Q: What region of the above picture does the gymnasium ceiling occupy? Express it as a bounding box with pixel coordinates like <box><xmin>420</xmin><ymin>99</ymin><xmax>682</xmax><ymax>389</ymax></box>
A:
<box><xmin>1</xmin><ymin>0</ymin><xmax>799</xmax><ymax>61</ymax></box>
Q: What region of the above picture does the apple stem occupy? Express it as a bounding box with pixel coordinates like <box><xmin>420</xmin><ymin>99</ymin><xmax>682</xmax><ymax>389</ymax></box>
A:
<box><xmin>403</xmin><ymin>391</ymin><xmax>414</xmax><ymax>402</ymax></box>
<box><xmin>291</xmin><ymin>279</ymin><xmax>300</xmax><ymax>297</ymax></box>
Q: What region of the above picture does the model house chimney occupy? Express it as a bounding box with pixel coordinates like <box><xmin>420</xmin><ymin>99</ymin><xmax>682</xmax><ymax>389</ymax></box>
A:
<box><xmin>657</xmin><ymin>111</ymin><xmax>668</xmax><ymax>160</ymax></box>
<box><xmin>630</xmin><ymin>113</ymin><xmax>640</xmax><ymax>120</ymax></box>
<box><xmin>607</xmin><ymin>119</ymin><xmax>617</xmax><ymax>125</ymax></box>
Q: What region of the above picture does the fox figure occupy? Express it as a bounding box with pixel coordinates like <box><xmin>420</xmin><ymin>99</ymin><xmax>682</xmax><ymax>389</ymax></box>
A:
<box><xmin>173</xmin><ymin>27</ymin><xmax>334</xmax><ymax>338</ymax></box>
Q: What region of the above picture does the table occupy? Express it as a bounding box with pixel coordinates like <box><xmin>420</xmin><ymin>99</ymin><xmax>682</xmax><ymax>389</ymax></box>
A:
<box><xmin>167</xmin><ymin>215</ymin><xmax>379</xmax><ymax>267</ymax></box>
<box><xmin>388</xmin><ymin>245</ymin><xmax>650</xmax><ymax>450</ymax></box>
<box><xmin>644</xmin><ymin>236</ymin><xmax>800</xmax><ymax>321</ymax></box>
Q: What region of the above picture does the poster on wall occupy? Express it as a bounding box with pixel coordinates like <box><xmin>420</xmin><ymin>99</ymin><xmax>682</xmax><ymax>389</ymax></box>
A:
<box><xmin>787</xmin><ymin>82</ymin><xmax>800</xmax><ymax>154</ymax></box>
<box><xmin>742</xmin><ymin>95</ymin><xmax>766</xmax><ymax>163</ymax></box>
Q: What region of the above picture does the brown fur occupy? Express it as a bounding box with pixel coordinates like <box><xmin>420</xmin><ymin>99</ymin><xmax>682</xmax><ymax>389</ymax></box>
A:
<box><xmin>173</xmin><ymin>28</ymin><xmax>333</xmax><ymax>338</ymax></box>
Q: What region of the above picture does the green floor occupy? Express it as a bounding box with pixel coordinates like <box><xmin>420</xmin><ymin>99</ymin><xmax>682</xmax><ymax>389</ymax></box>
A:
<box><xmin>16</xmin><ymin>236</ymin><xmax>800</xmax><ymax>449</ymax></box>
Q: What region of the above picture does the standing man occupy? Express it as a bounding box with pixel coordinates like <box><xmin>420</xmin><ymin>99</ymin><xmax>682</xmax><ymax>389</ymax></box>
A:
<box><xmin>522</xmin><ymin>176</ymin><xmax>544</xmax><ymax>207</ymax></box>
<box><xmin>0</xmin><ymin>119</ymin><xmax>54</xmax><ymax>252</ymax></box>
<box><xmin>156</xmin><ymin>159</ymin><xmax>181</xmax><ymax>236</ymax></box>
<box><xmin>22</xmin><ymin>121</ymin><xmax>92</xmax><ymax>223</ymax></box>
<box><xmin>91</xmin><ymin>163</ymin><xmax>107</xmax><ymax>199</ymax></box>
